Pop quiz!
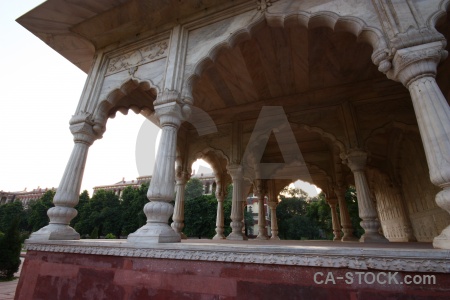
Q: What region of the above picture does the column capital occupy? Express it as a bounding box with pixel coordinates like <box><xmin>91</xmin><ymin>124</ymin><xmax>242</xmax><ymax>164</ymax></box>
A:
<box><xmin>326</xmin><ymin>197</ymin><xmax>338</xmax><ymax>206</ymax></box>
<box><xmin>227</xmin><ymin>164</ymin><xmax>243</xmax><ymax>180</ymax></box>
<box><xmin>345</xmin><ymin>150</ymin><xmax>368</xmax><ymax>172</ymax></box>
<box><xmin>175</xmin><ymin>169</ymin><xmax>190</xmax><ymax>185</ymax></box>
<box><xmin>386</xmin><ymin>41</ymin><xmax>448</xmax><ymax>87</ymax></box>
<box><xmin>69</xmin><ymin>112</ymin><xmax>99</xmax><ymax>145</ymax></box>
<box><xmin>154</xmin><ymin>90</ymin><xmax>192</xmax><ymax>127</ymax></box>
<box><xmin>253</xmin><ymin>179</ymin><xmax>267</xmax><ymax>197</ymax></box>
<box><xmin>268</xmin><ymin>201</ymin><xmax>278</xmax><ymax>209</ymax></box>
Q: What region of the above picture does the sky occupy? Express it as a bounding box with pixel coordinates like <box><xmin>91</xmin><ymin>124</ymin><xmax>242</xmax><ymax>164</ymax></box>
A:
<box><xmin>0</xmin><ymin>1</ymin><xmax>319</xmax><ymax>197</ymax></box>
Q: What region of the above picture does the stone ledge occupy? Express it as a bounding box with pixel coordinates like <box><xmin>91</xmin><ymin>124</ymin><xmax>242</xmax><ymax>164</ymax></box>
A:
<box><xmin>24</xmin><ymin>240</ymin><xmax>450</xmax><ymax>274</ymax></box>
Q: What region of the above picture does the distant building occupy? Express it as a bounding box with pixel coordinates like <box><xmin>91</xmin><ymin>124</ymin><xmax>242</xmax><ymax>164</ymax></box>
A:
<box><xmin>93</xmin><ymin>172</ymin><xmax>216</xmax><ymax>198</ymax></box>
<box><xmin>0</xmin><ymin>187</ymin><xmax>56</xmax><ymax>208</ymax></box>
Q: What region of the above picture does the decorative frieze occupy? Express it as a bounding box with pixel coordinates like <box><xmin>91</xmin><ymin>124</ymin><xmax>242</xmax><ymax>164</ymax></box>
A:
<box><xmin>106</xmin><ymin>40</ymin><xmax>169</xmax><ymax>76</ymax></box>
<box><xmin>25</xmin><ymin>241</ymin><xmax>450</xmax><ymax>274</ymax></box>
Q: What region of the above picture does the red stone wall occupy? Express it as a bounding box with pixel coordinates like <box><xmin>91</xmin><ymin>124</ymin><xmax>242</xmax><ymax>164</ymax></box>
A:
<box><xmin>15</xmin><ymin>251</ymin><xmax>450</xmax><ymax>300</ymax></box>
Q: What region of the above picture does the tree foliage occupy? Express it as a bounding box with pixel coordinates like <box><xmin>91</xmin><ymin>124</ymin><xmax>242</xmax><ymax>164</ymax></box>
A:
<box><xmin>0</xmin><ymin>218</ymin><xmax>21</xmax><ymax>279</ymax></box>
<box><xmin>74</xmin><ymin>190</ymin><xmax>122</xmax><ymax>238</ymax></box>
<box><xmin>27</xmin><ymin>190</ymin><xmax>55</xmax><ymax>232</ymax></box>
<box><xmin>0</xmin><ymin>202</ymin><xmax>26</xmax><ymax>233</ymax></box>
<box><xmin>184</xmin><ymin>178</ymin><xmax>204</xmax><ymax>201</ymax></box>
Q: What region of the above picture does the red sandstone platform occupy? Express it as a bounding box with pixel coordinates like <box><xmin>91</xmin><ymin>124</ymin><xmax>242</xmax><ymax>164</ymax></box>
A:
<box><xmin>15</xmin><ymin>239</ymin><xmax>450</xmax><ymax>299</ymax></box>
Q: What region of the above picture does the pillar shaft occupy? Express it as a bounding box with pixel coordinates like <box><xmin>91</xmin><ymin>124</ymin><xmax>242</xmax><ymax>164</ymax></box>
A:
<box><xmin>334</xmin><ymin>186</ymin><xmax>358</xmax><ymax>241</ymax></box>
<box><xmin>227</xmin><ymin>165</ymin><xmax>245</xmax><ymax>240</ymax></box>
<box><xmin>254</xmin><ymin>179</ymin><xmax>268</xmax><ymax>240</ymax></box>
<box><xmin>128</xmin><ymin>98</ymin><xmax>187</xmax><ymax>244</ymax></box>
<box><xmin>327</xmin><ymin>197</ymin><xmax>342</xmax><ymax>241</ymax></box>
<box><xmin>29</xmin><ymin>113</ymin><xmax>98</xmax><ymax>240</ymax></box>
<box><xmin>268</xmin><ymin>201</ymin><xmax>279</xmax><ymax>240</ymax></box>
<box><xmin>346</xmin><ymin>150</ymin><xmax>388</xmax><ymax>243</ymax></box>
<box><xmin>171</xmin><ymin>170</ymin><xmax>190</xmax><ymax>239</ymax></box>
<box><xmin>213</xmin><ymin>178</ymin><xmax>226</xmax><ymax>240</ymax></box>
<box><xmin>387</xmin><ymin>42</ymin><xmax>450</xmax><ymax>248</ymax></box>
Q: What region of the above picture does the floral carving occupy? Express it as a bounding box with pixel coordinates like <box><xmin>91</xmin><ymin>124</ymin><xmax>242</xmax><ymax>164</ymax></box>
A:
<box><xmin>106</xmin><ymin>40</ymin><xmax>169</xmax><ymax>75</ymax></box>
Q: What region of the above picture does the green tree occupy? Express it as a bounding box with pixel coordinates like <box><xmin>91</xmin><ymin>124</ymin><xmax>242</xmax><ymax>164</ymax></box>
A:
<box><xmin>184</xmin><ymin>194</ymin><xmax>217</xmax><ymax>238</ymax></box>
<box><xmin>121</xmin><ymin>184</ymin><xmax>149</xmax><ymax>236</ymax></box>
<box><xmin>184</xmin><ymin>178</ymin><xmax>204</xmax><ymax>201</ymax></box>
<box><xmin>0</xmin><ymin>202</ymin><xmax>26</xmax><ymax>233</ymax></box>
<box><xmin>306</xmin><ymin>193</ymin><xmax>332</xmax><ymax>239</ymax></box>
<box><xmin>345</xmin><ymin>186</ymin><xmax>364</xmax><ymax>238</ymax></box>
<box><xmin>74</xmin><ymin>190</ymin><xmax>122</xmax><ymax>238</ymax></box>
<box><xmin>70</xmin><ymin>190</ymin><xmax>90</xmax><ymax>227</ymax></box>
<box><xmin>27</xmin><ymin>190</ymin><xmax>55</xmax><ymax>232</ymax></box>
<box><xmin>0</xmin><ymin>218</ymin><xmax>21</xmax><ymax>279</ymax></box>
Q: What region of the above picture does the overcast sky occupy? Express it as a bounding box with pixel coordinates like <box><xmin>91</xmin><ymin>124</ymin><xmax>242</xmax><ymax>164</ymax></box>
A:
<box><xmin>0</xmin><ymin>1</ymin><xmax>319</xmax><ymax>197</ymax></box>
<box><xmin>0</xmin><ymin>1</ymin><xmax>160</xmax><ymax>195</ymax></box>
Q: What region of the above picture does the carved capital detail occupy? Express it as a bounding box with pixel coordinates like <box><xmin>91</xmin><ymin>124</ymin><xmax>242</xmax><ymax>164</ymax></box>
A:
<box><xmin>345</xmin><ymin>150</ymin><xmax>368</xmax><ymax>173</ymax></box>
<box><xmin>386</xmin><ymin>42</ymin><xmax>448</xmax><ymax>87</ymax></box>
<box><xmin>69</xmin><ymin>112</ymin><xmax>99</xmax><ymax>145</ymax></box>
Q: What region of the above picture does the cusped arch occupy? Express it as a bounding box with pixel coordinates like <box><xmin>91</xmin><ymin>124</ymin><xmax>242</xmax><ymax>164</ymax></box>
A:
<box><xmin>298</xmin><ymin>124</ymin><xmax>347</xmax><ymax>155</ymax></box>
<box><xmin>94</xmin><ymin>78</ymin><xmax>159</xmax><ymax>127</ymax></box>
<box><xmin>188</xmin><ymin>147</ymin><xmax>230</xmax><ymax>178</ymax></box>
<box><xmin>428</xmin><ymin>0</ymin><xmax>450</xmax><ymax>28</ymax></box>
<box><xmin>183</xmin><ymin>10</ymin><xmax>389</xmax><ymax>100</ymax></box>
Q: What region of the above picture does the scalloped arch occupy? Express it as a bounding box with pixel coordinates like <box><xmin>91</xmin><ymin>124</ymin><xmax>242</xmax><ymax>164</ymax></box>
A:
<box><xmin>298</xmin><ymin>124</ymin><xmax>347</xmax><ymax>155</ymax></box>
<box><xmin>94</xmin><ymin>78</ymin><xmax>159</xmax><ymax>125</ymax></box>
<box><xmin>183</xmin><ymin>10</ymin><xmax>388</xmax><ymax>100</ymax></box>
<box><xmin>188</xmin><ymin>146</ymin><xmax>230</xmax><ymax>177</ymax></box>
<box><xmin>428</xmin><ymin>0</ymin><xmax>450</xmax><ymax>28</ymax></box>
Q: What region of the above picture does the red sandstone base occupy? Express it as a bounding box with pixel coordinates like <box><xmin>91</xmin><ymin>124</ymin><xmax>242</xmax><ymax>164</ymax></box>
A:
<box><xmin>15</xmin><ymin>251</ymin><xmax>450</xmax><ymax>300</ymax></box>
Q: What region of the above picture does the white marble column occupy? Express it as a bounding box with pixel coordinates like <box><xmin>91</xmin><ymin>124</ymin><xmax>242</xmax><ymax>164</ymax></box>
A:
<box><xmin>385</xmin><ymin>42</ymin><xmax>450</xmax><ymax>248</ymax></box>
<box><xmin>213</xmin><ymin>178</ymin><xmax>226</xmax><ymax>240</ymax></box>
<box><xmin>334</xmin><ymin>186</ymin><xmax>358</xmax><ymax>241</ymax></box>
<box><xmin>254</xmin><ymin>179</ymin><xmax>269</xmax><ymax>240</ymax></box>
<box><xmin>346</xmin><ymin>150</ymin><xmax>389</xmax><ymax>243</ymax></box>
<box><xmin>268</xmin><ymin>201</ymin><xmax>280</xmax><ymax>240</ymax></box>
<box><xmin>29</xmin><ymin>112</ymin><xmax>99</xmax><ymax>240</ymax></box>
<box><xmin>227</xmin><ymin>164</ymin><xmax>245</xmax><ymax>240</ymax></box>
<box><xmin>327</xmin><ymin>196</ymin><xmax>342</xmax><ymax>241</ymax></box>
<box><xmin>171</xmin><ymin>168</ymin><xmax>190</xmax><ymax>239</ymax></box>
<box><xmin>128</xmin><ymin>95</ymin><xmax>189</xmax><ymax>244</ymax></box>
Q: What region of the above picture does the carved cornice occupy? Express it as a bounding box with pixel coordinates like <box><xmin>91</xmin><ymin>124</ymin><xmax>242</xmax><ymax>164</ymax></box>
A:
<box><xmin>25</xmin><ymin>242</ymin><xmax>450</xmax><ymax>273</ymax></box>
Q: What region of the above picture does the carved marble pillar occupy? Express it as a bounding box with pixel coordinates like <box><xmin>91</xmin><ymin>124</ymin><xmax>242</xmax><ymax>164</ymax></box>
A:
<box><xmin>227</xmin><ymin>165</ymin><xmax>245</xmax><ymax>240</ymax></box>
<box><xmin>171</xmin><ymin>169</ymin><xmax>190</xmax><ymax>239</ymax></box>
<box><xmin>386</xmin><ymin>42</ymin><xmax>450</xmax><ymax>248</ymax></box>
<box><xmin>334</xmin><ymin>186</ymin><xmax>358</xmax><ymax>241</ymax></box>
<box><xmin>327</xmin><ymin>196</ymin><xmax>342</xmax><ymax>241</ymax></box>
<box><xmin>254</xmin><ymin>179</ymin><xmax>269</xmax><ymax>240</ymax></box>
<box><xmin>29</xmin><ymin>112</ymin><xmax>100</xmax><ymax>240</ymax></box>
<box><xmin>213</xmin><ymin>178</ymin><xmax>226</xmax><ymax>240</ymax></box>
<box><xmin>268</xmin><ymin>201</ymin><xmax>280</xmax><ymax>240</ymax></box>
<box><xmin>128</xmin><ymin>97</ymin><xmax>188</xmax><ymax>244</ymax></box>
<box><xmin>346</xmin><ymin>150</ymin><xmax>389</xmax><ymax>243</ymax></box>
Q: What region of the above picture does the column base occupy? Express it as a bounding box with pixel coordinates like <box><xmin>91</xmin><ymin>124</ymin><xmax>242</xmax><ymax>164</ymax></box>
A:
<box><xmin>127</xmin><ymin>223</ymin><xmax>181</xmax><ymax>244</ymax></box>
<box><xmin>212</xmin><ymin>233</ymin><xmax>226</xmax><ymax>240</ymax></box>
<box><xmin>433</xmin><ymin>226</ymin><xmax>450</xmax><ymax>249</ymax></box>
<box><xmin>256</xmin><ymin>234</ymin><xmax>269</xmax><ymax>240</ymax></box>
<box><xmin>359</xmin><ymin>232</ymin><xmax>389</xmax><ymax>243</ymax></box>
<box><xmin>28</xmin><ymin>224</ymin><xmax>80</xmax><ymax>241</ymax></box>
<box><xmin>227</xmin><ymin>232</ymin><xmax>247</xmax><ymax>241</ymax></box>
<box><xmin>341</xmin><ymin>235</ymin><xmax>359</xmax><ymax>242</ymax></box>
<box><xmin>270</xmin><ymin>235</ymin><xmax>280</xmax><ymax>240</ymax></box>
<box><xmin>333</xmin><ymin>236</ymin><xmax>342</xmax><ymax>241</ymax></box>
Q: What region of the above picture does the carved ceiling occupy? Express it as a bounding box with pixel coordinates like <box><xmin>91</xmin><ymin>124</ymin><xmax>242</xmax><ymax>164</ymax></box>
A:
<box><xmin>188</xmin><ymin>23</ymin><xmax>436</xmax><ymax>189</ymax></box>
